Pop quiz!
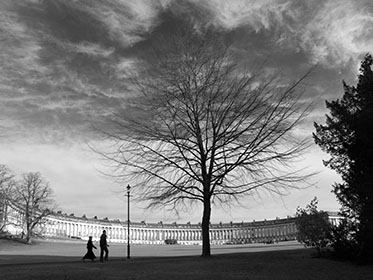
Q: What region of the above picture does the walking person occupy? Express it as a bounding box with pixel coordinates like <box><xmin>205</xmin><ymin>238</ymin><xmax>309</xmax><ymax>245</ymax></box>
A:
<box><xmin>82</xmin><ymin>236</ymin><xmax>97</xmax><ymax>261</ymax></box>
<box><xmin>100</xmin><ymin>230</ymin><xmax>109</xmax><ymax>262</ymax></box>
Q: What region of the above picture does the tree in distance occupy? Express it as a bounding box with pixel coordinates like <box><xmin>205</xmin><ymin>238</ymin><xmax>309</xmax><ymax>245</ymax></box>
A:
<box><xmin>295</xmin><ymin>197</ymin><xmax>331</xmax><ymax>257</ymax></box>
<box><xmin>12</xmin><ymin>172</ymin><xmax>55</xmax><ymax>243</ymax></box>
<box><xmin>97</xmin><ymin>24</ymin><xmax>315</xmax><ymax>257</ymax></box>
<box><xmin>314</xmin><ymin>54</ymin><xmax>373</xmax><ymax>261</ymax></box>
<box><xmin>0</xmin><ymin>165</ymin><xmax>15</xmax><ymax>233</ymax></box>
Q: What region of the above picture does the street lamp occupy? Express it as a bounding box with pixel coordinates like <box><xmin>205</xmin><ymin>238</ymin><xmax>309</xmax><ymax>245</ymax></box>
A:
<box><xmin>126</xmin><ymin>184</ymin><xmax>131</xmax><ymax>259</ymax></box>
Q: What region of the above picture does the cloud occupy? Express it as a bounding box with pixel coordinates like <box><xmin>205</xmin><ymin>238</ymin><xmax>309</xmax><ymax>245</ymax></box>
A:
<box><xmin>0</xmin><ymin>1</ymin><xmax>132</xmax><ymax>143</ymax></box>
<box><xmin>114</xmin><ymin>58</ymin><xmax>140</xmax><ymax>80</ymax></box>
<box><xmin>194</xmin><ymin>0</ymin><xmax>294</xmax><ymax>32</ymax></box>
<box><xmin>300</xmin><ymin>0</ymin><xmax>373</xmax><ymax>66</ymax></box>
<box><xmin>0</xmin><ymin>7</ymin><xmax>50</xmax><ymax>86</ymax></box>
<box><xmin>0</xmin><ymin>0</ymin><xmax>351</xmax><ymax>223</ymax></box>
<box><xmin>64</xmin><ymin>0</ymin><xmax>171</xmax><ymax>48</ymax></box>
<box><xmin>0</xmin><ymin>0</ymin><xmax>371</xmax><ymax>146</ymax></box>
<box><xmin>187</xmin><ymin>0</ymin><xmax>372</xmax><ymax>67</ymax></box>
<box><xmin>57</xmin><ymin>41</ymin><xmax>115</xmax><ymax>58</ymax></box>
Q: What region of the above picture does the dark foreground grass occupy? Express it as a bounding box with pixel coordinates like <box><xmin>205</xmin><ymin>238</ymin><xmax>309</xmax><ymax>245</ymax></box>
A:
<box><xmin>1</xmin><ymin>249</ymin><xmax>373</xmax><ymax>280</ymax></box>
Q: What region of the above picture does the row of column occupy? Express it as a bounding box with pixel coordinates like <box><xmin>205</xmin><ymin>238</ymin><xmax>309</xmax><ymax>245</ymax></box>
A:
<box><xmin>45</xmin><ymin>219</ymin><xmax>120</xmax><ymax>239</ymax></box>
<box><xmin>43</xmin><ymin>218</ymin><xmax>297</xmax><ymax>244</ymax></box>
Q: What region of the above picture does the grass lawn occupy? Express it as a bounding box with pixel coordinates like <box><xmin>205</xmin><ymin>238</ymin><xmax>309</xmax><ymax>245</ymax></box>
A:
<box><xmin>1</xmin><ymin>245</ymin><xmax>373</xmax><ymax>280</ymax></box>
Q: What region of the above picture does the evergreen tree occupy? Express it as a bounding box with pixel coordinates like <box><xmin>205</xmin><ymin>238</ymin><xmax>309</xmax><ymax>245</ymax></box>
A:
<box><xmin>314</xmin><ymin>54</ymin><xmax>373</xmax><ymax>260</ymax></box>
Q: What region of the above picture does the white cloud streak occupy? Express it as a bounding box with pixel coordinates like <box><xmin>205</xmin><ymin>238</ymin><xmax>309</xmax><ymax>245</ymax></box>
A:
<box><xmin>59</xmin><ymin>41</ymin><xmax>115</xmax><ymax>58</ymax></box>
<box><xmin>0</xmin><ymin>9</ymin><xmax>50</xmax><ymax>85</ymax></box>
<box><xmin>192</xmin><ymin>0</ymin><xmax>373</xmax><ymax>67</ymax></box>
<box><xmin>195</xmin><ymin>0</ymin><xmax>294</xmax><ymax>32</ymax></box>
<box><xmin>77</xmin><ymin>0</ymin><xmax>171</xmax><ymax>47</ymax></box>
<box><xmin>300</xmin><ymin>0</ymin><xmax>373</xmax><ymax>66</ymax></box>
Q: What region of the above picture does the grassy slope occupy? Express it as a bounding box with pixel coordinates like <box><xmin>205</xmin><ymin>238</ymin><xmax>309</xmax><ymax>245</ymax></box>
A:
<box><xmin>1</xmin><ymin>248</ymin><xmax>373</xmax><ymax>280</ymax></box>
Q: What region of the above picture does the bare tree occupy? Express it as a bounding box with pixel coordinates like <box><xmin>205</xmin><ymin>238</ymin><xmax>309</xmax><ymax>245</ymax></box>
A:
<box><xmin>98</xmin><ymin>28</ymin><xmax>314</xmax><ymax>256</ymax></box>
<box><xmin>13</xmin><ymin>172</ymin><xmax>54</xmax><ymax>243</ymax></box>
<box><xmin>0</xmin><ymin>165</ymin><xmax>15</xmax><ymax>233</ymax></box>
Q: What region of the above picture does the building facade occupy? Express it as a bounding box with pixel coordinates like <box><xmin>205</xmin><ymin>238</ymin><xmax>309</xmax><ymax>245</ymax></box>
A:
<box><xmin>1</xmin><ymin>204</ymin><xmax>343</xmax><ymax>245</ymax></box>
<box><xmin>1</xmin><ymin>205</ymin><xmax>298</xmax><ymax>244</ymax></box>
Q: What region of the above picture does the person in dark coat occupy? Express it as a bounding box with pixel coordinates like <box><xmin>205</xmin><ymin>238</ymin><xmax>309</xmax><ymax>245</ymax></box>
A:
<box><xmin>82</xmin><ymin>236</ymin><xmax>97</xmax><ymax>261</ymax></box>
<box><xmin>100</xmin><ymin>230</ymin><xmax>109</xmax><ymax>262</ymax></box>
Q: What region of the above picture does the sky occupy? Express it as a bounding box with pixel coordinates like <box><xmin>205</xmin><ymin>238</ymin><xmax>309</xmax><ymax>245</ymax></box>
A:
<box><xmin>0</xmin><ymin>0</ymin><xmax>372</xmax><ymax>224</ymax></box>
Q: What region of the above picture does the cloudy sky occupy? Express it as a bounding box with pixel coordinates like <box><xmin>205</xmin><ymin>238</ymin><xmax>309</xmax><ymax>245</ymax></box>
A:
<box><xmin>0</xmin><ymin>0</ymin><xmax>372</xmax><ymax>224</ymax></box>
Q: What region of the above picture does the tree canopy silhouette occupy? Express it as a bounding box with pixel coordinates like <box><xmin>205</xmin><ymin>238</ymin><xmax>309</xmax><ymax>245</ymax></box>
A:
<box><xmin>98</xmin><ymin>26</ymin><xmax>314</xmax><ymax>257</ymax></box>
<box><xmin>13</xmin><ymin>172</ymin><xmax>54</xmax><ymax>243</ymax></box>
<box><xmin>314</xmin><ymin>54</ymin><xmax>373</xmax><ymax>261</ymax></box>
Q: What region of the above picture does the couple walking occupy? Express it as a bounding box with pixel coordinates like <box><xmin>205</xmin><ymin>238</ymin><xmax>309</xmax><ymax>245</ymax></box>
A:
<box><xmin>82</xmin><ymin>230</ymin><xmax>109</xmax><ymax>262</ymax></box>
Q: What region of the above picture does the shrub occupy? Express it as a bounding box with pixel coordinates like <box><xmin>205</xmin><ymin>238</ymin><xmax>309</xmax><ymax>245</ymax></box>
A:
<box><xmin>295</xmin><ymin>197</ymin><xmax>332</xmax><ymax>257</ymax></box>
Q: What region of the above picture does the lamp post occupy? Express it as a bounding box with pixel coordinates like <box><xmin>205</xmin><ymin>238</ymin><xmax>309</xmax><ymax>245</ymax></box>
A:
<box><xmin>126</xmin><ymin>184</ymin><xmax>131</xmax><ymax>259</ymax></box>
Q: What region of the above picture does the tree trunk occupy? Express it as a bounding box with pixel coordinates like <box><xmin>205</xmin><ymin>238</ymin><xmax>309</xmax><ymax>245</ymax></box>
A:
<box><xmin>26</xmin><ymin>234</ymin><xmax>31</xmax><ymax>244</ymax></box>
<box><xmin>201</xmin><ymin>197</ymin><xmax>211</xmax><ymax>257</ymax></box>
<box><xmin>26</xmin><ymin>219</ymin><xmax>31</xmax><ymax>244</ymax></box>
<box><xmin>25</xmin><ymin>227</ymin><xmax>32</xmax><ymax>243</ymax></box>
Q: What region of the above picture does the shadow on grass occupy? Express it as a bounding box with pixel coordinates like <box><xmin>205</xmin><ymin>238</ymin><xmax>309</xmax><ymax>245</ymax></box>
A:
<box><xmin>1</xmin><ymin>249</ymin><xmax>373</xmax><ymax>280</ymax></box>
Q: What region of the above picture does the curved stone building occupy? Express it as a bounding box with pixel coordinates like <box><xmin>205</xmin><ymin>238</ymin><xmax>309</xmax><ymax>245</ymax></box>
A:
<box><xmin>40</xmin><ymin>211</ymin><xmax>298</xmax><ymax>245</ymax></box>
<box><xmin>2</xmin><ymin>203</ymin><xmax>340</xmax><ymax>245</ymax></box>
